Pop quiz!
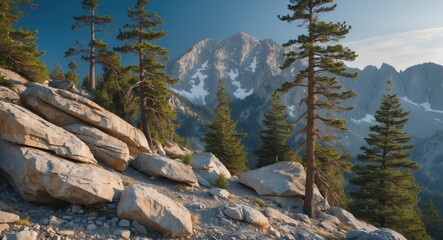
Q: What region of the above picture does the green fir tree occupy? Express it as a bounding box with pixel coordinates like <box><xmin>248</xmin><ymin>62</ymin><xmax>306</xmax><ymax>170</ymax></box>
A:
<box><xmin>115</xmin><ymin>0</ymin><xmax>177</xmax><ymax>147</ymax></box>
<box><xmin>423</xmin><ymin>199</ymin><xmax>443</xmax><ymax>239</ymax></box>
<box><xmin>254</xmin><ymin>93</ymin><xmax>294</xmax><ymax>168</ymax></box>
<box><xmin>0</xmin><ymin>0</ymin><xmax>48</xmax><ymax>83</ymax></box>
<box><xmin>65</xmin><ymin>61</ymin><xmax>79</xmax><ymax>84</ymax></box>
<box><xmin>66</xmin><ymin>0</ymin><xmax>114</xmax><ymax>92</ymax></box>
<box><xmin>50</xmin><ymin>62</ymin><xmax>66</xmax><ymax>80</ymax></box>
<box><xmin>351</xmin><ymin>81</ymin><xmax>428</xmax><ymax>240</ymax></box>
<box><xmin>278</xmin><ymin>0</ymin><xmax>357</xmax><ymax>217</ymax></box>
<box><xmin>204</xmin><ymin>79</ymin><xmax>248</xmax><ymax>176</ymax></box>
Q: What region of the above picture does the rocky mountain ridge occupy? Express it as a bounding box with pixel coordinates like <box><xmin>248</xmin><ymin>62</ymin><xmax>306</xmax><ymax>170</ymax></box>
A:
<box><xmin>0</xmin><ymin>68</ymin><xmax>406</xmax><ymax>239</ymax></box>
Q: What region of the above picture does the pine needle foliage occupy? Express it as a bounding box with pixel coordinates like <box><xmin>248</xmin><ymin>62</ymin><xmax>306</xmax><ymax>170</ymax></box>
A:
<box><xmin>350</xmin><ymin>81</ymin><xmax>428</xmax><ymax>240</ymax></box>
<box><xmin>0</xmin><ymin>0</ymin><xmax>48</xmax><ymax>83</ymax></box>
<box><xmin>254</xmin><ymin>93</ymin><xmax>294</xmax><ymax>168</ymax></box>
<box><xmin>115</xmin><ymin>0</ymin><xmax>177</xmax><ymax>148</ymax></box>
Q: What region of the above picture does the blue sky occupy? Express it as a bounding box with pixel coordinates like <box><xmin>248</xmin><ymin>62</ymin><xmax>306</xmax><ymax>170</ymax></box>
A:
<box><xmin>17</xmin><ymin>0</ymin><xmax>443</xmax><ymax>77</ymax></box>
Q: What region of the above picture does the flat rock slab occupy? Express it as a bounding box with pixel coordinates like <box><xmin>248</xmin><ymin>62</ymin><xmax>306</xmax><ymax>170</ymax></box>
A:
<box><xmin>65</xmin><ymin>123</ymin><xmax>130</xmax><ymax>172</ymax></box>
<box><xmin>329</xmin><ymin>207</ymin><xmax>377</xmax><ymax>232</ymax></box>
<box><xmin>0</xmin><ymin>140</ymin><xmax>124</xmax><ymax>205</ymax></box>
<box><xmin>132</xmin><ymin>153</ymin><xmax>198</xmax><ymax>186</ymax></box>
<box><xmin>117</xmin><ymin>185</ymin><xmax>193</xmax><ymax>237</ymax></box>
<box><xmin>0</xmin><ymin>101</ymin><xmax>95</xmax><ymax>164</ymax></box>
<box><xmin>22</xmin><ymin>84</ymin><xmax>150</xmax><ymax>155</ymax></box>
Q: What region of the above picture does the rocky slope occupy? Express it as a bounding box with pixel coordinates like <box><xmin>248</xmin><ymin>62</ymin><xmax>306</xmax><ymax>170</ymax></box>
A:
<box><xmin>0</xmin><ymin>68</ymin><xmax>405</xmax><ymax>239</ymax></box>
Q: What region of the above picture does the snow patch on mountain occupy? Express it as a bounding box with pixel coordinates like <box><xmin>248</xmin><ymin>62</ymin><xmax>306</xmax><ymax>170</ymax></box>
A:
<box><xmin>351</xmin><ymin>114</ymin><xmax>376</xmax><ymax>125</ymax></box>
<box><xmin>401</xmin><ymin>97</ymin><xmax>443</xmax><ymax>114</ymax></box>
<box><xmin>173</xmin><ymin>60</ymin><xmax>210</xmax><ymax>105</ymax></box>
<box><xmin>227</xmin><ymin>68</ymin><xmax>253</xmax><ymax>99</ymax></box>
<box><xmin>246</xmin><ymin>56</ymin><xmax>257</xmax><ymax>73</ymax></box>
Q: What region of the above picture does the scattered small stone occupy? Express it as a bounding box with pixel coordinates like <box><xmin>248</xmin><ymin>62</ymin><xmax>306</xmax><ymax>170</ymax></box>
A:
<box><xmin>220</xmin><ymin>218</ymin><xmax>236</xmax><ymax>227</ymax></box>
<box><xmin>71</xmin><ymin>205</ymin><xmax>82</xmax><ymax>213</ymax></box>
<box><xmin>103</xmin><ymin>223</ymin><xmax>110</xmax><ymax>228</ymax></box>
<box><xmin>269</xmin><ymin>226</ymin><xmax>281</xmax><ymax>238</ymax></box>
<box><xmin>293</xmin><ymin>213</ymin><xmax>311</xmax><ymax>224</ymax></box>
<box><xmin>62</xmin><ymin>215</ymin><xmax>74</xmax><ymax>220</ymax></box>
<box><xmin>33</xmin><ymin>224</ymin><xmax>41</xmax><ymax>230</ymax></box>
<box><xmin>5</xmin><ymin>229</ymin><xmax>38</xmax><ymax>240</ymax></box>
<box><xmin>132</xmin><ymin>220</ymin><xmax>147</xmax><ymax>236</ymax></box>
<box><xmin>0</xmin><ymin>210</ymin><xmax>20</xmax><ymax>223</ymax></box>
<box><xmin>78</xmin><ymin>209</ymin><xmax>84</xmax><ymax>214</ymax></box>
<box><xmin>87</xmin><ymin>216</ymin><xmax>96</xmax><ymax>221</ymax></box>
<box><xmin>210</xmin><ymin>188</ymin><xmax>230</xmax><ymax>199</ymax></box>
<box><xmin>107</xmin><ymin>203</ymin><xmax>116</xmax><ymax>210</ymax></box>
<box><xmin>119</xmin><ymin>219</ymin><xmax>130</xmax><ymax>227</ymax></box>
<box><xmin>96</xmin><ymin>216</ymin><xmax>106</xmax><ymax>222</ymax></box>
<box><xmin>58</xmin><ymin>230</ymin><xmax>75</xmax><ymax>236</ymax></box>
<box><xmin>50</xmin><ymin>216</ymin><xmax>67</xmax><ymax>226</ymax></box>
<box><xmin>86</xmin><ymin>223</ymin><xmax>97</xmax><ymax>231</ymax></box>
<box><xmin>110</xmin><ymin>217</ymin><xmax>119</xmax><ymax>223</ymax></box>
<box><xmin>114</xmin><ymin>229</ymin><xmax>131</xmax><ymax>239</ymax></box>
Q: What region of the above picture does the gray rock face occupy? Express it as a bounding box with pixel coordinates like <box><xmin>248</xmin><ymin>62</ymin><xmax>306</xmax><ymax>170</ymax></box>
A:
<box><xmin>192</xmin><ymin>152</ymin><xmax>231</xmax><ymax>185</ymax></box>
<box><xmin>239</xmin><ymin>161</ymin><xmax>306</xmax><ymax>196</ymax></box>
<box><xmin>65</xmin><ymin>123</ymin><xmax>130</xmax><ymax>172</ymax></box>
<box><xmin>0</xmin><ymin>140</ymin><xmax>123</xmax><ymax>204</ymax></box>
<box><xmin>329</xmin><ymin>207</ymin><xmax>377</xmax><ymax>232</ymax></box>
<box><xmin>132</xmin><ymin>153</ymin><xmax>198</xmax><ymax>186</ymax></box>
<box><xmin>239</xmin><ymin>161</ymin><xmax>328</xmax><ymax>211</ymax></box>
<box><xmin>117</xmin><ymin>185</ymin><xmax>193</xmax><ymax>237</ymax></box>
<box><xmin>21</xmin><ymin>85</ymin><xmax>150</xmax><ymax>155</ymax></box>
<box><xmin>0</xmin><ymin>101</ymin><xmax>96</xmax><ymax>164</ymax></box>
<box><xmin>346</xmin><ymin>228</ymin><xmax>407</xmax><ymax>240</ymax></box>
<box><xmin>0</xmin><ymin>86</ymin><xmax>20</xmax><ymax>103</ymax></box>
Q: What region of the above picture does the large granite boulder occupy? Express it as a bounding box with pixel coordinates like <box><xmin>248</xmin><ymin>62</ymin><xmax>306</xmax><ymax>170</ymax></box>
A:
<box><xmin>0</xmin><ymin>67</ymin><xmax>28</xmax><ymax>94</ymax></box>
<box><xmin>0</xmin><ymin>86</ymin><xmax>20</xmax><ymax>103</ymax></box>
<box><xmin>0</xmin><ymin>101</ymin><xmax>95</xmax><ymax>164</ymax></box>
<box><xmin>329</xmin><ymin>207</ymin><xmax>377</xmax><ymax>232</ymax></box>
<box><xmin>65</xmin><ymin>123</ymin><xmax>130</xmax><ymax>172</ymax></box>
<box><xmin>163</xmin><ymin>141</ymin><xmax>186</xmax><ymax>156</ymax></box>
<box><xmin>0</xmin><ymin>140</ymin><xmax>124</xmax><ymax>204</ymax></box>
<box><xmin>21</xmin><ymin>85</ymin><xmax>150</xmax><ymax>155</ymax></box>
<box><xmin>117</xmin><ymin>185</ymin><xmax>193</xmax><ymax>237</ymax></box>
<box><xmin>192</xmin><ymin>152</ymin><xmax>231</xmax><ymax>185</ymax></box>
<box><xmin>131</xmin><ymin>153</ymin><xmax>198</xmax><ymax>186</ymax></box>
<box><xmin>239</xmin><ymin>161</ymin><xmax>328</xmax><ymax>211</ymax></box>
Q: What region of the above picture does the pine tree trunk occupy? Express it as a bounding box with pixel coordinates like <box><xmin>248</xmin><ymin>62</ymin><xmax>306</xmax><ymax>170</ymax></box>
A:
<box><xmin>303</xmin><ymin>33</ymin><xmax>316</xmax><ymax>218</ymax></box>
<box><xmin>89</xmin><ymin>8</ymin><xmax>96</xmax><ymax>92</ymax></box>
<box><xmin>138</xmin><ymin>46</ymin><xmax>153</xmax><ymax>149</ymax></box>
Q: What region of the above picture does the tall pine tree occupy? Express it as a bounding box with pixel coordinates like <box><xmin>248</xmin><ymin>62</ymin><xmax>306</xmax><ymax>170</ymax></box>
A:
<box><xmin>0</xmin><ymin>0</ymin><xmax>48</xmax><ymax>83</ymax></box>
<box><xmin>204</xmin><ymin>79</ymin><xmax>248</xmax><ymax>176</ymax></box>
<box><xmin>254</xmin><ymin>93</ymin><xmax>294</xmax><ymax>168</ymax></box>
<box><xmin>351</xmin><ymin>81</ymin><xmax>428</xmax><ymax>239</ymax></box>
<box><xmin>115</xmin><ymin>0</ymin><xmax>177</xmax><ymax>148</ymax></box>
<box><xmin>278</xmin><ymin>0</ymin><xmax>357</xmax><ymax>217</ymax></box>
<box><xmin>65</xmin><ymin>0</ymin><xmax>113</xmax><ymax>92</ymax></box>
